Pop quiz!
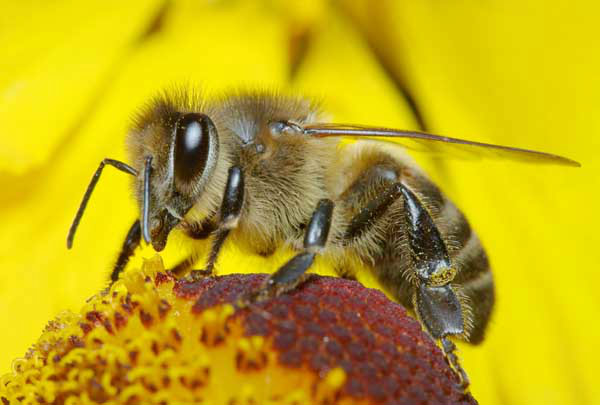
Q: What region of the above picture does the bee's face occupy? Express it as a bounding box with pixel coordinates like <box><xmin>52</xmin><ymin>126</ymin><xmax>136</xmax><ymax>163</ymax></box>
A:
<box><xmin>130</xmin><ymin>110</ymin><xmax>220</xmax><ymax>251</ymax></box>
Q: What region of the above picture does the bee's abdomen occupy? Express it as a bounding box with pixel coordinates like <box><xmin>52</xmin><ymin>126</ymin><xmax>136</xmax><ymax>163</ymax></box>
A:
<box><xmin>336</xmin><ymin>145</ymin><xmax>494</xmax><ymax>344</ymax></box>
<box><xmin>437</xmin><ymin>199</ymin><xmax>495</xmax><ymax>343</ymax></box>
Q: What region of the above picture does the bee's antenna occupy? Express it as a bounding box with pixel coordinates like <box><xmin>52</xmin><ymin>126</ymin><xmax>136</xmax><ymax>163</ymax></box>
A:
<box><xmin>141</xmin><ymin>156</ymin><xmax>153</xmax><ymax>244</ymax></box>
<box><xmin>67</xmin><ymin>159</ymin><xmax>138</xmax><ymax>249</ymax></box>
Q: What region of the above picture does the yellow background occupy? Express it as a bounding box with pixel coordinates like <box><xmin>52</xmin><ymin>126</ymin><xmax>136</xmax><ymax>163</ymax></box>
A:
<box><xmin>0</xmin><ymin>1</ymin><xmax>598</xmax><ymax>404</ymax></box>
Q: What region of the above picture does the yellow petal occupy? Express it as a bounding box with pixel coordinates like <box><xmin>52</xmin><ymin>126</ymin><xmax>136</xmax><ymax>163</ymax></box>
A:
<box><xmin>0</xmin><ymin>0</ymin><xmax>164</xmax><ymax>174</ymax></box>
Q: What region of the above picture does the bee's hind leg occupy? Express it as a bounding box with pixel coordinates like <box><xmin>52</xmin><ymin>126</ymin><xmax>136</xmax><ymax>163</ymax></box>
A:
<box><xmin>400</xmin><ymin>183</ymin><xmax>470</xmax><ymax>390</ymax></box>
<box><xmin>244</xmin><ymin>199</ymin><xmax>334</xmax><ymax>304</ymax></box>
<box><xmin>441</xmin><ymin>337</ymin><xmax>470</xmax><ymax>390</ymax></box>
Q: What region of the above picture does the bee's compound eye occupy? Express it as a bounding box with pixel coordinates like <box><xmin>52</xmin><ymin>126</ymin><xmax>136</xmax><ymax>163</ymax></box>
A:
<box><xmin>174</xmin><ymin>113</ymin><xmax>214</xmax><ymax>182</ymax></box>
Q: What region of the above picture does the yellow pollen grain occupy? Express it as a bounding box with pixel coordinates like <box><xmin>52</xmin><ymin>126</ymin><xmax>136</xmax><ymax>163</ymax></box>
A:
<box><xmin>325</xmin><ymin>367</ymin><xmax>347</xmax><ymax>390</ymax></box>
<box><xmin>429</xmin><ymin>267</ymin><xmax>457</xmax><ymax>286</ymax></box>
<box><xmin>314</xmin><ymin>367</ymin><xmax>347</xmax><ymax>403</ymax></box>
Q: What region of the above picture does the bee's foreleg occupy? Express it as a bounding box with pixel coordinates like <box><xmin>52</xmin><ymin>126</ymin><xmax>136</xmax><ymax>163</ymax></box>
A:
<box><xmin>109</xmin><ymin>219</ymin><xmax>141</xmax><ymax>284</ymax></box>
<box><xmin>181</xmin><ymin>217</ymin><xmax>217</xmax><ymax>240</ymax></box>
<box><xmin>204</xmin><ymin>166</ymin><xmax>245</xmax><ymax>275</ymax></box>
<box><xmin>165</xmin><ymin>218</ymin><xmax>218</xmax><ymax>277</ymax></box>
<box><xmin>246</xmin><ymin>199</ymin><xmax>334</xmax><ymax>303</ymax></box>
<box><xmin>163</xmin><ymin>167</ymin><xmax>243</xmax><ymax>279</ymax></box>
<box><xmin>170</xmin><ymin>255</ymin><xmax>198</xmax><ymax>277</ymax></box>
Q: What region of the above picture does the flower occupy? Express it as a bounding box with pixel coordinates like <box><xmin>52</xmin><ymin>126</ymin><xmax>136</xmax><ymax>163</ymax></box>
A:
<box><xmin>0</xmin><ymin>256</ymin><xmax>476</xmax><ymax>404</ymax></box>
<box><xmin>0</xmin><ymin>1</ymin><xmax>598</xmax><ymax>404</ymax></box>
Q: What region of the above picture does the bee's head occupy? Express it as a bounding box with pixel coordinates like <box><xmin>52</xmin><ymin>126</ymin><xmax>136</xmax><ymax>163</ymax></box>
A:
<box><xmin>66</xmin><ymin>92</ymin><xmax>222</xmax><ymax>254</ymax></box>
<box><xmin>129</xmin><ymin>100</ymin><xmax>220</xmax><ymax>251</ymax></box>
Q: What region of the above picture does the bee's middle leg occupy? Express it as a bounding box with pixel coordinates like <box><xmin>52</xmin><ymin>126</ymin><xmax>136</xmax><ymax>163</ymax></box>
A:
<box><xmin>246</xmin><ymin>199</ymin><xmax>334</xmax><ymax>302</ymax></box>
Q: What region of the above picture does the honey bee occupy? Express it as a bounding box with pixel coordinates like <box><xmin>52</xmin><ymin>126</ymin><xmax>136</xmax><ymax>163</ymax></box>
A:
<box><xmin>67</xmin><ymin>89</ymin><xmax>579</xmax><ymax>388</ymax></box>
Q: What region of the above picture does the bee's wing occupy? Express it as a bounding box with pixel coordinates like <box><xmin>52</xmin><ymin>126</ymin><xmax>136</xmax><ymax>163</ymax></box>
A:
<box><xmin>303</xmin><ymin>123</ymin><xmax>580</xmax><ymax>167</ymax></box>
